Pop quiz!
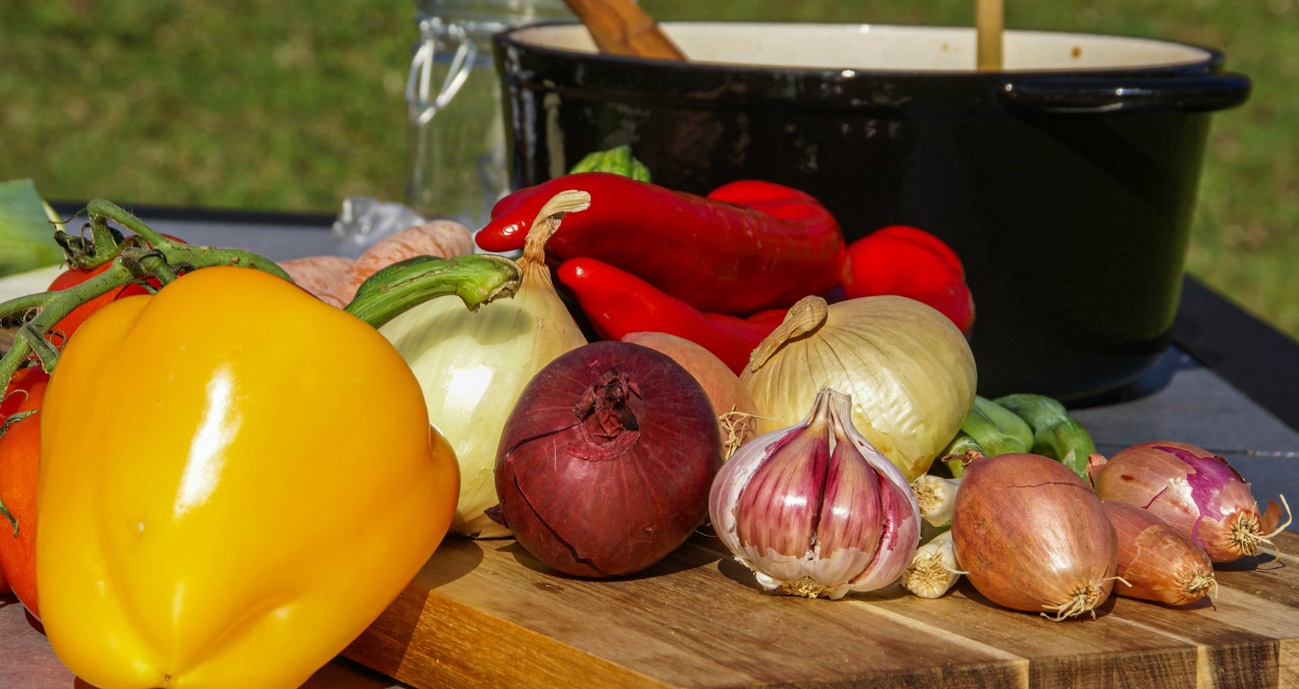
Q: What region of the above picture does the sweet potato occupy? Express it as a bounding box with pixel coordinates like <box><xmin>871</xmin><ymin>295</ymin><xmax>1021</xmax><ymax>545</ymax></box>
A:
<box><xmin>279</xmin><ymin>255</ymin><xmax>353</xmax><ymax>308</ymax></box>
<box><xmin>326</xmin><ymin>220</ymin><xmax>475</xmax><ymax>306</ymax></box>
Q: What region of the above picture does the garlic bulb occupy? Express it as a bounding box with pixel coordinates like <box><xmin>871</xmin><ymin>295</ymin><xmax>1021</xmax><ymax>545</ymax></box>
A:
<box><xmin>911</xmin><ymin>475</ymin><xmax>961</xmax><ymax>528</ymax></box>
<box><xmin>901</xmin><ymin>530</ymin><xmax>962</xmax><ymax>599</ymax></box>
<box><xmin>708</xmin><ymin>388</ymin><xmax>921</xmax><ymax>599</ymax></box>
<box><xmin>741</xmin><ymin>295</ymin><xmax>977</xmax><ymax>482</ymax></box>
<box><xmin>380</xmin><ymin>191</ymin><xmax>590</xmax><ymax>538</ymax></box>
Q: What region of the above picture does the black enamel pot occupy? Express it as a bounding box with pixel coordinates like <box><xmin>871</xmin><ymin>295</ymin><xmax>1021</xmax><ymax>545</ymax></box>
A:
<box><xmin>493</xmin><ymin>22</ymin><xmax>1250</xmax><ymax>405</ymax></box>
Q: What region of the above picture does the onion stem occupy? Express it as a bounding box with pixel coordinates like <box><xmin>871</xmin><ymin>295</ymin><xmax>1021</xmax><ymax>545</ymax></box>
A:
<box><xmin>343</xmin><ymin>254</ymin><xmax>522</xmax><ymax>328</ymax></box>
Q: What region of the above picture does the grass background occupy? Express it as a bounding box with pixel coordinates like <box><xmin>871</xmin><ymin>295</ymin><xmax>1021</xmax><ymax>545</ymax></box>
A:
<box><xmin>1</xmin><ymin>0</ymin><xmax>1295</xmax><ymax>339</ymax></box>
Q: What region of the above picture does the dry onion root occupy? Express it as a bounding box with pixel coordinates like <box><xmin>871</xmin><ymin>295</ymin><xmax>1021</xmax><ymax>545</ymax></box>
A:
<box><xmin>1101</xmin><ymin>500</ymin><xmax>1217</xmax><ymax>606</ymax></box>
<box><xmin>951</xmin><ymin>453</ymin><xmax>1118</xmax><ymax>621</ymax></box>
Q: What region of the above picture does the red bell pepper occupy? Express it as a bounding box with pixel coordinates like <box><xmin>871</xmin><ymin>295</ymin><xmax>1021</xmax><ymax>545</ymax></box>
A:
<box><xmin>557</xmin><ymin>257</ymin><xmax>787</xmax><ymax>374</ymax></box>
<box><xmin>840</xmin><ymin>225</ymin><xmax>976</xmax><ymax>335</ymax></box>
<box><xmin>477</xmin><ymin>173</ymin><xmax>845</xmax><ymax>316</ymax></box>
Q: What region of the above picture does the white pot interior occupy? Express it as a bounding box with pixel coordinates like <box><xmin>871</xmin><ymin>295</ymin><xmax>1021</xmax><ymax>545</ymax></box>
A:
<box><xmin>510</xmin><ymin>22</ymin><xmax>1213</xmax><ymax>73</ymax></box>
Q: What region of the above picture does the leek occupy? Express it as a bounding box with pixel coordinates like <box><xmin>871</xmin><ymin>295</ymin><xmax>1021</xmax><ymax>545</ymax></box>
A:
<box><xmin>0</xmin><ymin>179</ymin><xmax>64</xmax><ymax>278</ymax></box>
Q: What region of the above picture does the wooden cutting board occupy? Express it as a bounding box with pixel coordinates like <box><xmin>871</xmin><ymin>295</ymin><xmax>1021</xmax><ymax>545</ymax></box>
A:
<box><xmin>343</xmin><ymin>530</ymin><xmax>1299</xmax><ymax>688</ymax></box>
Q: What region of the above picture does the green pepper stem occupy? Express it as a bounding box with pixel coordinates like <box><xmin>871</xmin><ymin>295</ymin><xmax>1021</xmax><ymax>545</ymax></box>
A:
<box><xmin>940</xmin><ymin>432</ymin><xmax>986</xmax><ymax>478</ymax></box>
<box><xmin>568</xmin><ymin>145</ymin><xmax>652</xmax><ymax>182</ymax></box>
<box><xmin>960</xmin><ymin>395</ymin><xmax>1033</xmax><ymax>457</ymax></box>
<box><xmin>993</xmin><ymin>393</ymin><xmax>1096</xmax><ymax>478</ymax></box>
<box><xmin>343</xmin><ymin>254</ymin><xmax>522</xmax><ymax>329</ymax></box>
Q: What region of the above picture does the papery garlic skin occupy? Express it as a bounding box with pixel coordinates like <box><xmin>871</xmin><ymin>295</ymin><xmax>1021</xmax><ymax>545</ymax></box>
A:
<box><xmin>709</xmin><ymin>388</ymin><xmax>921</xmax><ymax>599</ymax></box>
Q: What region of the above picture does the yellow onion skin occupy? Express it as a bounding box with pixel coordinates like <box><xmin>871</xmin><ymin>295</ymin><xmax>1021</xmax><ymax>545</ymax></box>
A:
<box><xmin>952</xmin><ymin>453</ymin><xmax>1117</xmax><ymax>619</ymax></box>
<box><xmin>1101</xmin><ymin>500</ymin><xmax>1216</xmax><ymax>606</ymax></box>
<box><xmin>741</xmin><ymin>296</ymin><xmax>976</xmax><ymax>482</ymax></box>
<box><xmin>1093</xmin><ymin>441</ymin><xmax>1272</xmax><ymax>563</ymax></box>
<box><xmin>709</xmin><ymin>388</ymin><xmax>921</xmax><ymax>600</ymax></box>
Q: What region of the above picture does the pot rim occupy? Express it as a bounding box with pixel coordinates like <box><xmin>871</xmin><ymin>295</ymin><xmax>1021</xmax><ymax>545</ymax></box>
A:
<box><xmin>497</xmin><ymin>21</ymin><xmax>1228</xmax><ymax>77</ymax></box>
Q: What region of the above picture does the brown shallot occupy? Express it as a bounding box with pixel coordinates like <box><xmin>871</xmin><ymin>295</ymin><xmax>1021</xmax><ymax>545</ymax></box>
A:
<box><xmin>951</xmin><ymin>453</ymin><xmax>1118</xmax><ymax>620</ymax></box>
<box><xmin>1101</xmin><ymin>500</ymin><xmax>1216</xmax><ymax>606</ymax></box>
<box><xmin>621</xmin><ymin>331</ymin><xmax>760</xmax><ymax>457</ymax></box>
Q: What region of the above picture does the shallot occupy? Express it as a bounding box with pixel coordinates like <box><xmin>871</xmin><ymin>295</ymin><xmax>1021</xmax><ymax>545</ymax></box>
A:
<box><xmin>1092</xmin><ymin>440</ymin><xmax>1289</xmax><ymax>562</ymax></box>
<box><xmin>621</xmin><ymin>331</ymin><xmax>759</xmax><ymax>457</ymax></box>
<box><xmin>1101</xmin><ymin>500</ymin><xmax>1216</xmax><ymax>606</ymax></box>
<box><xmin>951</xmin><ymin>453</ymin><xmax>1117</xmax><ymax>620</ymax></box>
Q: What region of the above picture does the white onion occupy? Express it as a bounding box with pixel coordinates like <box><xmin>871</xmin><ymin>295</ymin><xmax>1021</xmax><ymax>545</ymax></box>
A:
<box><xmin>741</xmin><ymin>295</ymin><xmax>976</xmax><ymax>481</ymax></box>
<box><xmin>379</xmin><ymin>191</ymin><xmax>590</xmax><ymax>537</ymax></box>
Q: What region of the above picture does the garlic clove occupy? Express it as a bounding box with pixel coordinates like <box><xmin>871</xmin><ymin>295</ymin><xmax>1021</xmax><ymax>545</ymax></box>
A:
<box><xmin>734</xmin><ymin>421</ymin><xmax>828</xmax><ymax>555</ymax></box>
<box><xmin>809</xmin><ymin>429</ymin><xmax>885</xmax><ymax>588</ymax></box>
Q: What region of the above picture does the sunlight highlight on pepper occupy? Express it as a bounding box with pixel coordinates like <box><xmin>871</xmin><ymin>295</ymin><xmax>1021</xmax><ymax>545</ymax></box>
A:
<box><xmin>175</xmin><ymin>366</ymin><xmax>241</xmax><ymax>519</ymax></box>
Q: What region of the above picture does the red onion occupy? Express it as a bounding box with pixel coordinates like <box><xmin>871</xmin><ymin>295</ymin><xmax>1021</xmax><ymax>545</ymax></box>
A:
<box><xmin>1101</xmin><ymin>500</ymin><xmax>1216</xmax><ymax>606</ymax></box>
<box><xmin>951</xmin><ymin>453</ymin><xmax>1118</xmax><ymax>620</ymax></box>
<box><xmin>1092</xmin><ymin>440</ymin><xmax>1288</xmax><ymax>563</ymax></box>
<box><xmin>490</xmin><ymin>341</ymin><xmax>722</xmax><ymax>578</ymax></box>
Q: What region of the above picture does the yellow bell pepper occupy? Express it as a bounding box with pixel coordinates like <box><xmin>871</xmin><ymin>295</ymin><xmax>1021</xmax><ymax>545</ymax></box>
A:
<box><xmin>37</xmin><ymin>266</ymin><xmax>460</xmax><ymax>689</ymax></box>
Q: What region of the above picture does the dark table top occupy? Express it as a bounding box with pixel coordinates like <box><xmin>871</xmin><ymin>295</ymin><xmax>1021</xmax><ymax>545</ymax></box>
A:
<box><xmin>5</xmin><ymin>205</ymin><xmax>1298</xmax><ymax>688</ymax></box>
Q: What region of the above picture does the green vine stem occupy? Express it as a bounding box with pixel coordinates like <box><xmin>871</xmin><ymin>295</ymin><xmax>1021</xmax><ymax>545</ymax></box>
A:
<box><xmin>0</xmin><ymin>200</ymin><xmax>293</xmax><ymax>393</ymax></box>
<box><xmin>1</xmin><ymin>200</ymin><xmax>525</xmax><ymax>396</ymax></box>
<box><xmin>0</xmin><ymin>496</ymin><xmax>16</xmax><ymax>537</ymax></box>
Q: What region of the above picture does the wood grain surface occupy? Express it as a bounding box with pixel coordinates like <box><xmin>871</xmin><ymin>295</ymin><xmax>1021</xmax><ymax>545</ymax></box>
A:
<box><xmin>343</xmin><ymin>530</ymin><xmax>1299</xmax><ymax>688</ymax></box>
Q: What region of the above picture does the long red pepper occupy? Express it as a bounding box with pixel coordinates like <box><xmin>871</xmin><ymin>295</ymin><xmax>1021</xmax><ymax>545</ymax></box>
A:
<box><xmin>556</xmin><ymin>257</ymin><xmax>787</xmax><ymax>374</ymax></box>
<box><xmin>477</xmin><ymin>173</ymin><xmax>845</xmax><ymax>316</ymax></box>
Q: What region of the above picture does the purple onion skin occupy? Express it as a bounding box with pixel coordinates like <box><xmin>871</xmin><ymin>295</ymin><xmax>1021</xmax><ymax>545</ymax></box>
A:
<box><xmin>1093</xmin><ymin>441</ymin><xmax>1267</xmax><ymax>562</ymax></box>
<box><xmin>493</xmin><ymin>341</ymin><xmax>723</xmax><ymax>578</ymax></box>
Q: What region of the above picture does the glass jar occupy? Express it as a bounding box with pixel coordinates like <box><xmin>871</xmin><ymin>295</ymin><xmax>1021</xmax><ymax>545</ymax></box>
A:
<box><xmin>405</xmin><ymin>0</ymin><xmax>573</xmax><ymax>230</ymax></box>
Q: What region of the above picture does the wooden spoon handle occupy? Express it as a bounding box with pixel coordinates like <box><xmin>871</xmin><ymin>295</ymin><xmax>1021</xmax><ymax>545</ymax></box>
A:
<box><xmin>561</xmin><ymin>0</ymin><xmax>687</xmax><ymax>61</ymax></box>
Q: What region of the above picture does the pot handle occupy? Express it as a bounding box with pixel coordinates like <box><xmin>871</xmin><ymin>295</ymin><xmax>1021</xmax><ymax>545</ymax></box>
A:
<box><xmin>998</xmin><ymin>72</ymin><xmax>1251</xmax><ymax>114</ymax></box>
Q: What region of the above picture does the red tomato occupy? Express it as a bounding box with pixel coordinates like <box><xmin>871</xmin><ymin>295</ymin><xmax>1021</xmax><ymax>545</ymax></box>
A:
<box><xmin>840</xmin><ymin>225</ymin><xmax>976</xmax><ymax>335</ymax></box>
<box><xmin>0</xmin><ymin>365</ymin><xmax>47</xmax><ymax>618</ymax></box>
<box><xmin>47</xmin><ymin>264</ymin><xmax>154</xmax><ymax>344</ymax></box>
<box><xmin>45</xmin><ymin>234</ymin><xmax>186</xmax><ymax>344</ymax></box>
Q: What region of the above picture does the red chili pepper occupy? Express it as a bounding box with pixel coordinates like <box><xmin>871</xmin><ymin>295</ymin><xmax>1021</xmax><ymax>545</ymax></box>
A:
<box><xmin>477</xmin><ymin>173</ymin><xmax>845</xmax><ymax>316</ymax></box>
<box><xmin>556</xmin><ymin>257</ymin><xmax>787</xmax><ymax>374</ymax></box>
<box><xmin>840</xmin><ymin>225</ymin><xmax>976</xmax><ymax>335</ymax></box>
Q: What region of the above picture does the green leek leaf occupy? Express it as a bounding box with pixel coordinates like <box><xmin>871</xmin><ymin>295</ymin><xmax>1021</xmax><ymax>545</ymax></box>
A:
<box><xmin>0</xmin><ymin>179</ymin><xmax>64</xmax><ymax>278</ymax></box>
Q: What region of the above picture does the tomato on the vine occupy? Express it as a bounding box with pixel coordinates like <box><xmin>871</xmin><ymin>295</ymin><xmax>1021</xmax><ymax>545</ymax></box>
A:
<box><xmin>45</xmin><ymin>234</ymin><xmax>187</xmax><ymax>344</ymax></box>
<box><xmin>0</xmin><ymin>365</ymin><xmax>48</xmax><ymax>618</ymax></box>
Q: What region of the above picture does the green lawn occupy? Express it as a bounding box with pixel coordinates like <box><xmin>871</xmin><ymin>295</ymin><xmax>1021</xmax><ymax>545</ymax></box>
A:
<box><xmin>2</xmin><ymin>1</ymin><xmax>1295</xmax><ymax>340</ymax></box>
